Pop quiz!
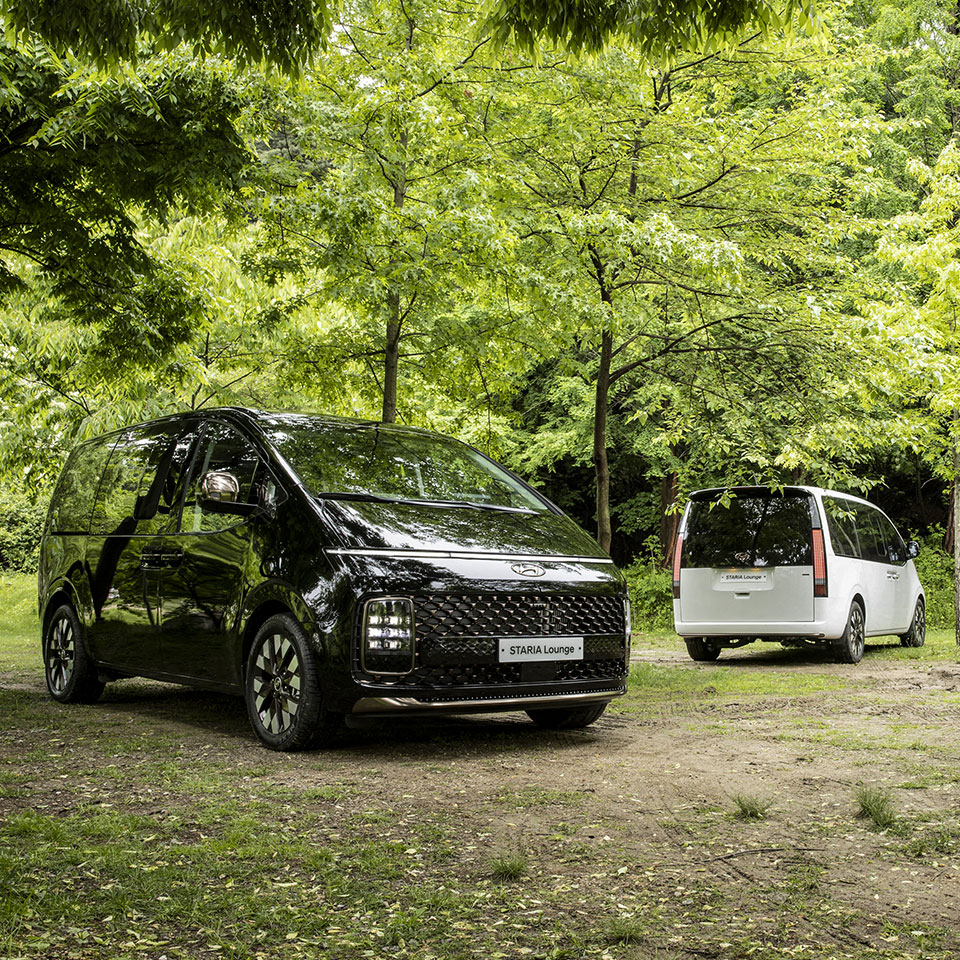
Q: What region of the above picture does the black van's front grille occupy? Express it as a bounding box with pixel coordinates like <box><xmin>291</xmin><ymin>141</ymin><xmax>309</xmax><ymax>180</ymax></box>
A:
<box><xmin>390</xmin><ymin>658</ymin><xmax>627</xmax><ymax>689</ymax></box>
<box><xmin>414</xmin><ymin>593</ymin><xmax>625</xmax><ymax>643</ymax></box>
<box><xmin>357</xmin><ymin>593</ymin><xmax>628</xmax><ymax>691</ymax></box>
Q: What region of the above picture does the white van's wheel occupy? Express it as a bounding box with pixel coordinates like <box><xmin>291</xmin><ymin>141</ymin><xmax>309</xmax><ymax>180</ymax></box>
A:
<box><xmin>834</xmin><ymin>601</ymin><xmax>865</xmax><ymax>664</ymax></box>
<box><xmin>899</xmin><ymin>599</ymin><xmax>925</xmax><ymax>648</ymax></box>
<box><xmin>685</xmin><ymin>638</ymin><xmax>721</xmax><ymax>662</ymax></box>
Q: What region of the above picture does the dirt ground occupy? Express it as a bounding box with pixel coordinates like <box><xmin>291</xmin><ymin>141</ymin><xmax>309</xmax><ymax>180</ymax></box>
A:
<box><xmin>4</xmin><ymin>642</ymin><xmax>960</xmax><ymax>959</ymax></box>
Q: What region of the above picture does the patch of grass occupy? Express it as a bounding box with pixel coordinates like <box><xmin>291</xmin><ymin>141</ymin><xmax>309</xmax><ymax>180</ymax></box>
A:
<box><xmin>0</xmin><ymin>572</ymin><xmax>39</xmax><ymax>672</ymax></box>
<box><xmin>600</xmin><ymin>915</ymin><xmax>647</xmax><ymax>944</ymax></box>
<box><xmin>730</xmin><ymin>793</ymin><xmax>773</xmax><ymax>821</ymax></box>
<box><xmin>855</xmin><ymin>785</ymin><xmax>898</xmax><ymax>830</ymax></box>
<box><xmin>494</xmin><ymin>785</ymin><xmax>584</xmax><ymax>808</ymax></box>
<box><xmin>489</xmin><ymin>850</ymin><xmax>528</xmax><ymax>881</ymax></box>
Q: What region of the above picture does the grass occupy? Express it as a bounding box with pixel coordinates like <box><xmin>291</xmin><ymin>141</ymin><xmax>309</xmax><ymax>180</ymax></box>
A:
<box><xmin>488</xmin><ymin>850</ymin><xmax>528</xmax><ymax>881</ymax></box>
<box><xmin>731</xmin><ymin>792</ymin><xmax>774</xmax><ymax>821</ymax></box>
<box><xmin>5</xmin><ymin>574</ymin><xmax>960</xmax><ymax>960</ymax></box>
<box><xmin>855</xmin><ymin>785</ymin><xmax>898</xmax><ymax>829</ymax></box>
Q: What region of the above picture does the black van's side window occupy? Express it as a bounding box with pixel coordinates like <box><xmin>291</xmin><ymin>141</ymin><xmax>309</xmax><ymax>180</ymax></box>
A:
<box><xmin>180</xmin><ymin>422</ymin><xmax>259</xmax><ymax>533</ymax></box>
<box><xmin>47</xmin><ymin>437</ymin><xmax>115</xmax><ymax>534</ymax></box>
<box><xmin>89</xmin><ymin>426</ymin><xmax>192</xmax><ymax>536</ymax></box>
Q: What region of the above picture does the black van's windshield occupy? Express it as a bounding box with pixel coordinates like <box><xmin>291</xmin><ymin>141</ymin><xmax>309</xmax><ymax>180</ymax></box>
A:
<box><xmin>260</xmin><ymin>416</ymin><xmax>548</xmax><ymax>513</ymax></box>
<box><xmin>685</xmin><ymin>491</ymin><xmax>814</xmax><ymax>567</ymax></box>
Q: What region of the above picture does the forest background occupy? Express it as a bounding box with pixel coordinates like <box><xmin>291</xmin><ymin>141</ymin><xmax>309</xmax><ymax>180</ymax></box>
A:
<box><xmin>2</xmin><ymin>0</ymin><xmax>960</xmax><ymax>631</ymax></box>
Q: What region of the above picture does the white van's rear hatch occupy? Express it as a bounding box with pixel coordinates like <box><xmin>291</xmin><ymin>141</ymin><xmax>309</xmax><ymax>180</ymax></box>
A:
<box><xmin>678</xmin><ymin>489</ymin><xmax>817</xmax><ymax>624</ymax></box>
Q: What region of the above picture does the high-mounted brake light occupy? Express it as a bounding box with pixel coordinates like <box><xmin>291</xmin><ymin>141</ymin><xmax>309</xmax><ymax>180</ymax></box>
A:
<box><xmin>672</xmin><ymin>534</ymin><xmax>684</xmax><ymax>599</ymax></box>
<box><xmin>812</xmin><ymin>528</ymin><xmax>828</xmax><ymax>597</ymax></box>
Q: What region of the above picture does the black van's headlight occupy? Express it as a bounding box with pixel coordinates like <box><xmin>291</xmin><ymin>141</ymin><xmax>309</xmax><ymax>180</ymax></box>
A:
<box><xmin>361</xmin><ymin>598</ymin><xmax>416</xmax><ymax>675</ymax></box>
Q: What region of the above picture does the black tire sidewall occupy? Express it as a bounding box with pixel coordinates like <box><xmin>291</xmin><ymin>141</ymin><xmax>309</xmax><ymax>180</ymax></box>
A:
<box><xmin>43</xmin><ymin>603</ymin><xmax>103</xmax><ymax>703</ymax></box>
<box><xmin>244</xmin><ymin>614</ymin><xmax>325</xmax><ymax>751</ymax></box>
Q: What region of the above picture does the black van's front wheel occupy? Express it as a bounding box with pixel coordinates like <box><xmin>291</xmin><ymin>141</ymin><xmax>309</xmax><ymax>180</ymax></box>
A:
<box><xmin>245</xmin><ymin>614</ymin><xmax>339</xmax><ymax>751</ymax></box>
<box><xmin>835</xmin><ymin>601</ymin><xmax>865</xmax><ymax>664</ymax></box>
<box><xmin>43</xmin><ymin>603</ymin><xmax>104</xmax><ymax>704</ymax></box>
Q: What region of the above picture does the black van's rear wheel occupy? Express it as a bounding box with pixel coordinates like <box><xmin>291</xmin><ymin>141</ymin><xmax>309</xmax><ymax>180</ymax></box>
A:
<box><xmin>834</xmin><ymin>601</ymin><xmax>865</xmax><ymax>664</ymax></box>
<box><xmin>245</xmin><ymin>614</ymin><xmax>340</xmax><ymax>751</ymax></box>
<box><xmin>685</xmin><ymin>637</ymin><xmax>721</xmax><ymax>662</ymax></box>
<box><xmin>899</xmin><ymin>599</ymin><xmax>926</xmax><ymax>648</ymax></box>
<box><xmin>43</xmin><ymin>603</ymin><xmax>104</xmax><ymax>704</ymax></box>
<box><xmin>526</xmin><ymin>703</ymin><xmax>607</xmax><ymax>729</ymax></box>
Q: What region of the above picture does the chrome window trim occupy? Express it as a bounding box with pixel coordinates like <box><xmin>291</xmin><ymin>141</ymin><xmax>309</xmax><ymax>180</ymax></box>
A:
<box><xmin>327</xmin><ymin>548</ymin><xmax>615</xmax><ymax>564</ymax></box>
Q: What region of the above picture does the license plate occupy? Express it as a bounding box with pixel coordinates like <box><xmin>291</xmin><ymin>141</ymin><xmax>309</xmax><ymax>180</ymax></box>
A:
<box><xmin>499</xmin><ymin>637</ymin><xmax>584</xmax><ymax>662</ymax></box>
<box><xmin>719</xmin><ymin>571</ymin><xmax>768</xmax><ymax>585</ymax></box>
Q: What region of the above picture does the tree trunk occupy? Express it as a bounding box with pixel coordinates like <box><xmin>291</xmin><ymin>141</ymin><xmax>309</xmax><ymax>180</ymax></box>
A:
<box><xmin>593</xmin><ymin>329</ymin><xmax>613</xmax><ymax>554</ymax></box>
<box><xmin>382</xmin><ymin>299</ymin><xmax>401</xmax><ymax>424</ymax></box>
<box><xmin>659</xmin><ymin>470</ymin><xmax>680</xmax><ymax>568</ymax></box>
<box><xmin>954</xmin><ymin>444</ymin><xmax>960</xmax><ymax>646</ymax></box>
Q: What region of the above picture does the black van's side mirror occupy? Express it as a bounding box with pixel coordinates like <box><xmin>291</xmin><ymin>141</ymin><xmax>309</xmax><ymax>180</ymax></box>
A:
<box><xmin>906</xmin><ymin>541</ymin><xmax>920</xmax><ymax>560</ymax></box>
<box><xmin>200</xmin><ymin>471</ymin><xmax>259</xmax><ymax>517</ymax></box>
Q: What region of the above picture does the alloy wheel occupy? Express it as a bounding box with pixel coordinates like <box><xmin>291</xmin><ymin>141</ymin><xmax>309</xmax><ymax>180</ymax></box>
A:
<box><xmin>46</xmin><ymin>615</ymin><xmax>76</xmax><ymax>694</ymax></box>
<box><xmin>252</xmin><ymin>633</ymin><xmax>302</xmax><ymax>735</ymax></box>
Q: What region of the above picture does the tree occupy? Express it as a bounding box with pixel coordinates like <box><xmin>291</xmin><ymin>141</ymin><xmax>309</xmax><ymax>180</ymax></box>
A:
<box><xmin>0</xmin><ymin>0</ymin><xmax>325</xmax><ymax>73</ymax></box>
<box><xmin>248</xmin><ymin>0</ymin><xmax>524</xmax><ymax>423</ymax></box>
<box><xmin>484</xmin><ymin>0</ymin><xmax>818</xmax><ymax>57</ymax></box>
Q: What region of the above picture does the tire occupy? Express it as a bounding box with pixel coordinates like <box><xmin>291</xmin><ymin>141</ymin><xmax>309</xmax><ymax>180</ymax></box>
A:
<box><xmin>834</xmin><ymin>601</ymin><xmax>866</xmax><ymax>664</ymax></box>
<box><xmin>43</xmin><ymin>603</ymin><xmax>104</xmax><ymax>704</ymax></box>
<box><xmin>244</xmin><ymin>614</ymin><xmax>340</xmax><ymax>751</ymax></box>
<box><xmin>899</xmin><ymin>598</ymin><xmax>926</xmax><ymax>648</ymax></box>
<box><xmin>526</xmin><ymin>703</ymin><xmax>607</xmax><ymax>729</ymax></box>
<box><xmin>685</xmin><ymin>637</ymin><xmax>721</xmax><ymax>662</ymax></box>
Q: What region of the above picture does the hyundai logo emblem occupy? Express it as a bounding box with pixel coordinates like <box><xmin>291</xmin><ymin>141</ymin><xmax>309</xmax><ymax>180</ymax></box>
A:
<box><xmin>511</xmin><ymin>562</ymin><xmax>545</xmax><ymax>578</ymax></box>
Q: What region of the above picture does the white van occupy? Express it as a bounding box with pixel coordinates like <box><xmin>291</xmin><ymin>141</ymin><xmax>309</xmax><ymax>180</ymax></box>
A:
<box><xmin>672</xmin><ymin>486</ymin><xmax>925</xmax><ymax>664</ymax></box>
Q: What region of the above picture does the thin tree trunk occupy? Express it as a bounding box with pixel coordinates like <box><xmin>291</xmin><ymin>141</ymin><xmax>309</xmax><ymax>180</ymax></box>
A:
<box><xmin>382</xmin><ymin>300</ymin><xmax>401</xmax><ymax>423</ymax></box>
<box><xmin>954</xmin><ymin>443</ymin><xmax>960</xmax><ymax>646</ymax></box>
<box><xmin>594</xmin><ymin>329</ymin><xmax>613</xmax><ymax>554</ymax></box>
<box><xmin>659</xmin><ymin>469</ymin><xmax>680</xmax><ymax>568</ymax></box>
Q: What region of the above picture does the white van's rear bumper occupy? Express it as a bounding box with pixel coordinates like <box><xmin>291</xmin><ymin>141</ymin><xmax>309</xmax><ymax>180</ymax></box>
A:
<box><xmin>673</xmin><ymin>600</ymin><xmax>848</xmax><ymax>641</ymax></box>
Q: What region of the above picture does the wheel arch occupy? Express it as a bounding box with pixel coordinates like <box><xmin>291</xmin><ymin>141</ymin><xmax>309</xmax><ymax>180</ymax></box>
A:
<box><xmin>239</xmin><ymin>582</ymin><xmax>323</xmax><ymax>677</ymax></box>
<box><xmin>41</xmin><ymin>577</ymin><xmax>83</xmax><ymax>639</ymax></box>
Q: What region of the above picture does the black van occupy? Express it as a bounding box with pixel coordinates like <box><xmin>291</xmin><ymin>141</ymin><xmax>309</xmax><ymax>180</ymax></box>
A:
<box><xmin>39</xmin><ymin>409</ymin><xmax>629</xmax><ymax>749</ymax></box>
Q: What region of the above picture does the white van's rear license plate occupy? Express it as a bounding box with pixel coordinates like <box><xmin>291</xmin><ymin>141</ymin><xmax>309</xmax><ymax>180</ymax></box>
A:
<box><xmin>499</xmin><ymin>638</ymin><xmax>584</xmax><ymax>662</ymax></box>
<box><xmin>719</xmin><ymin>572</ymin><xmax>769</xmax><ymax>585</ymax></box>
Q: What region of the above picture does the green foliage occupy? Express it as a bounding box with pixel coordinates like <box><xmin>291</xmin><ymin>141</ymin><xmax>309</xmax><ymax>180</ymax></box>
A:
<box><xmin>484</xmin><ymin>0</ymin><xmax>818</xmax><ymax>58</ymax></box>
<box><xmin>623</xmin><ymin>543</ymin><xmax>674</xmax><ymax>630</ymax></box>
<box><xmin>489</xmin><ymin>850</ymin><xmax>528</xmax><ymax>881</ymax></box>
<box><xmin>913</xmin><ymin>531</ymin><xmax>955</xmax><ymax>630</ymax></box>
<box><xmin>0</xmin><ymin>488</ymin><xmax>44</xmax><ymax>572</ymax></box>
<box><xmin>0</xmin><ymin>0</ymin><xmax>325</xmax><ymax>74</ymax></box>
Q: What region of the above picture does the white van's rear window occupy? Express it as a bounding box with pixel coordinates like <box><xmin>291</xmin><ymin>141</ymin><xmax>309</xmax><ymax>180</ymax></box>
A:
<box><xmin>685</xmin><ymin>493</ymin><xmax>814</xmax><ymax>568</ymax></box>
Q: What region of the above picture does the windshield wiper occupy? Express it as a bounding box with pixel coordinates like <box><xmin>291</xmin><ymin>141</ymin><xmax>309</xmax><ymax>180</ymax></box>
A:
<box><xmin>315</xmin><ymin>492</ymin><xmax>535</xmax><ymax>513</ymax></box>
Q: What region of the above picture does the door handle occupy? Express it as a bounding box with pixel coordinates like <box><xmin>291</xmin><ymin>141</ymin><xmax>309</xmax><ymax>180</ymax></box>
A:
<box><xmin>139</xmin><ymin>551</ymin><xmax>165</xmax><ymax>570</ymax></box>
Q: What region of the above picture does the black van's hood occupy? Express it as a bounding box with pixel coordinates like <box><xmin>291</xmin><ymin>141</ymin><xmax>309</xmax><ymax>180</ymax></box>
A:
<box><xmin>319</xmin><ymin>499</ymin><xmax>607</xmax><ymax>559</ymax></box>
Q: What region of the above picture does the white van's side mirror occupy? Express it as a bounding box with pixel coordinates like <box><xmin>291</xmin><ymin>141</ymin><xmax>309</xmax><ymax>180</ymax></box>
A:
<box><xmin>906</xmin><ymin>541</ymin><xmax>920</xmax><ymax>560</ymax></box>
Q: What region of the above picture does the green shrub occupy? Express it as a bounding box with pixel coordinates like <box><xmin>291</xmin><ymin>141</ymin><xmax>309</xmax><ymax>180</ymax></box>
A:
<box><xmin>912</xmin><ymin>531</ymin><xmax>954</xmax><ymax>630</ymax></box>
<box><xmin>0</xmin><ymin>486</ymin><xmax>46</xmax><ymax>574</ymax></box>
<box><xmin>623</xmin><ymin>562</ymin><xmax>673</xmax><ymax>631</ymax></box>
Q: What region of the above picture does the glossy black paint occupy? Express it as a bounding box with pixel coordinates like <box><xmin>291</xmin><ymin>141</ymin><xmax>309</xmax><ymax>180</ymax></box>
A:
<box><xmin>39</xmin><ymin>408</ymin><xmax>628</xmax><ymax>722</ymax></box>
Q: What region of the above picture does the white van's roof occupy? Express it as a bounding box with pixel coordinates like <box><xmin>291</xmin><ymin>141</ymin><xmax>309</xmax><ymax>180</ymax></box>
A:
<box><xmin>689</xmin><ymin>485</ymin><xmax>873</xmax><ymax>507</ymax></box>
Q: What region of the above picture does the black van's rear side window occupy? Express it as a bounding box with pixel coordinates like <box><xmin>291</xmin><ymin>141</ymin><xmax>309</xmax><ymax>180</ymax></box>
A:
<box><xmin>47</xmin><ymin>438</ymin><xmax>115</xmax><ymax>534</ymax></box>
<box><xmin>685</xmin><ymin>493</ymin><xmax>814</xmax><ymax>568</ymax></box>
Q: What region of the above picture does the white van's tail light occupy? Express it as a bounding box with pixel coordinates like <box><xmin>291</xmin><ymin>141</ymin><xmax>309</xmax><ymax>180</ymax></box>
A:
<box><xmin>672</xmin><ymin>534</ymin><xmax>683</xmax><ymax>599</ymax></box>
<box><xmin>362</xmin><ymin>598</ymin><xmax>415</xmax><ymax>673</ymax></box>
<box><xmin>812</xmin><ymin>528</ymin><xmax>828</xmax><ymax>597</ymax></box>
